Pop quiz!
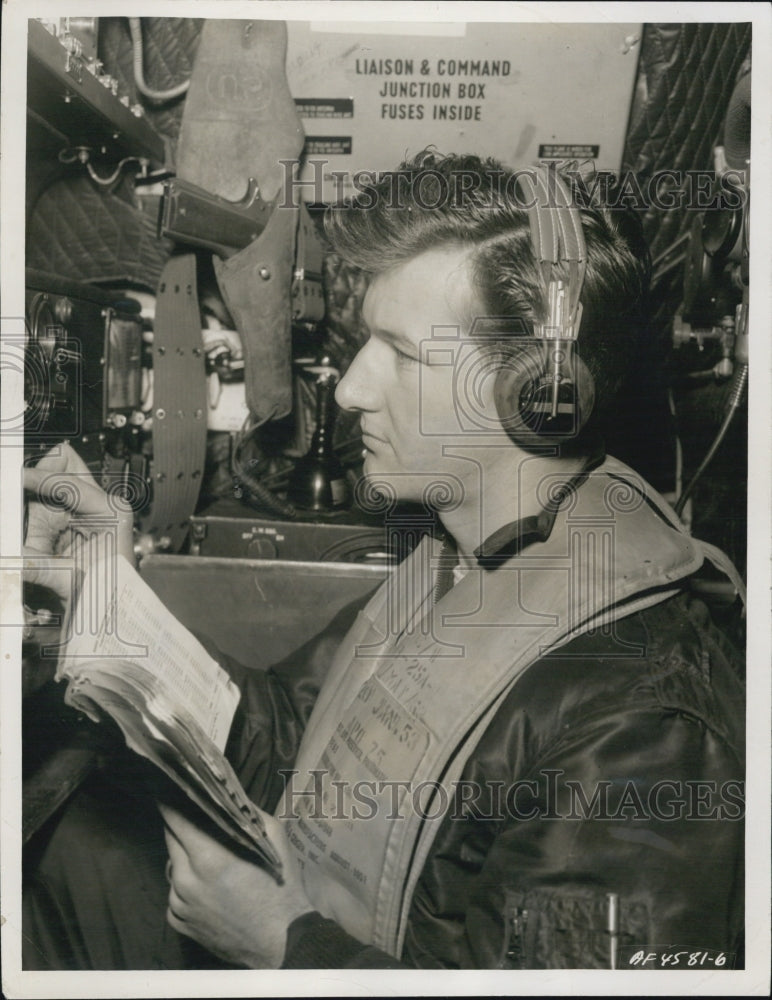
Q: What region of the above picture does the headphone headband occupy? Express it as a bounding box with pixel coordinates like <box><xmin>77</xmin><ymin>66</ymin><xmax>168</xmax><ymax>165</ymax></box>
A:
<box><xmin>493</xmin><ymin>165</ymin><xmax>595</xmax><ymax>443</ymax></box>
<box><xmin>517</xmin><ymin>167</ymin><xmax>587</xmax><ymax>340</ymax></box>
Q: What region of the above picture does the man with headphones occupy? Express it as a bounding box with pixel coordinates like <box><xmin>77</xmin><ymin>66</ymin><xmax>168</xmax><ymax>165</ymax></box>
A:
<box><xmin>24</xmin><ymin>153</ymin><xmax>744</xmax><ymax>970</ymax></box>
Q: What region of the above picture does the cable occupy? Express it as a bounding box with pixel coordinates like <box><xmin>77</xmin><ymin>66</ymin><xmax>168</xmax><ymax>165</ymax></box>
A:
<box><xmin>667</xmin><ymin>388</ymin><xmax>683</xmax><ymax>503</ymax></box>
<box><xmin>650</xmin><ymin>232</ymin><xmax>691</xmax><ymax>269</ymax></box>
<box><xmin>85</xmin><ymin>157</ymin><xmax>141</xmax><ymax>187</ymax></box>
<box><xmin>128</xmin><ymin>17</ymin><xmax>190</xmax><ymax>103</ymax></box>
<box><xmin>673</xmin><ymin>363</ymin><xmax>748</xmax><ymax>519</ymax></box>
<box><xmin>230</xmin><ymin>416</ymin><xmax>299</xmax><ymax>520</ymax></box>
<box><xmin>233</xmin><ymin>464</ymin><xmax>299</xmax><ymax>520</ymax></box>
<box><xmin>651</xmin><ymin>252</ymin><xmax>687</xmax><ymax>287</ymax></box>
<box><xmin>57</xmin><ymin>146</ymin><xmax>145</xmax><ymax>190</ymax></box>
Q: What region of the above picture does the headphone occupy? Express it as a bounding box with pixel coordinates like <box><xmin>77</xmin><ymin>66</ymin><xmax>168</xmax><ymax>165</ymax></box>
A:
<box><xmin>493</xmin><ymin>166</ymin><xmax>596</xmax><ymax>448</ymax></box>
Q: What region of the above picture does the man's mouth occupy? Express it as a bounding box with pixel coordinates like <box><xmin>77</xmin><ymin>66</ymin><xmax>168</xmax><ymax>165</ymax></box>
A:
<box><xmin>361</xmin><ymin>429</ymin><xmax>386</xmax><ymax>450</ymax></box>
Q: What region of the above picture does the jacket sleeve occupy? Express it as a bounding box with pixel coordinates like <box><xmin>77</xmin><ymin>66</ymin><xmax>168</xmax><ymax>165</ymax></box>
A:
<box><xmin>460</xmin><ymin>703</ymin><xmax>745</xmax><ymax>969</ymax></box>
<box><xmin>281</xmin><ymin>912</ymin><xmax>404</xmax><ymax>969</ymax></box>
<box><xmin>455</xmin><ymin>597</ymin><xmax>746</xmax><ymax>969</ymax></box>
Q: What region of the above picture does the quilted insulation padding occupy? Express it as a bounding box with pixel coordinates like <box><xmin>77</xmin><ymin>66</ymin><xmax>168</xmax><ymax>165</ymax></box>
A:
<box><xmin>621</xmin><ymin>22</ymin><xmax>751</xmax><ymax>570</ymax></box>
<box><xmin>26</xmin><ymin>18</ymin><xmax>203</xmax><ymax>287</ymax></box>
<box><xmin>26</xmin><ymin>174</ymin><xmax>171</xmax><ymax>288</ymax></box>
<box><xmin>99</xmin><ymin>17</ymin><xmax>203</xmax><ymax>151</ymax></box>
<box><xmin>622</xmin><ymin>22</ymin><xmax>752</xmax><ymax>333</ymax></box>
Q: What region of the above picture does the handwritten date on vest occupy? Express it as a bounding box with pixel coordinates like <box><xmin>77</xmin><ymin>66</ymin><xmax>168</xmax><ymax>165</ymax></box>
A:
<box><xmin>370</xmin><ymin>692</ymin><xmax>422</xmax><ymax>751</ymax></box>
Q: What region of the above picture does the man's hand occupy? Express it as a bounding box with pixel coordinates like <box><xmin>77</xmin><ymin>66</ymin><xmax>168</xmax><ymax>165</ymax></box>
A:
<box><xmin>24</xmin><ymin>443</ymin><xmax>135</xmax><ymax>585</ymax></box>
<box><xmin>160</xmin><ymin>804</ymin><xmax>314</xmax><ymax>969</ymax></box>
<box><xmin>22</xmin><ymin>443</ymin><xmax>135</xmax><ymax>692</ymax></box>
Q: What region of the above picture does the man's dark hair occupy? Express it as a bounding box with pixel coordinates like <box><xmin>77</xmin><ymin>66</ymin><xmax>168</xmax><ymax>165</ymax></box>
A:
<box><xmin>325</xmin><ymin>150</ymin><xmax>651</xmax><ymax>426</ymax></box>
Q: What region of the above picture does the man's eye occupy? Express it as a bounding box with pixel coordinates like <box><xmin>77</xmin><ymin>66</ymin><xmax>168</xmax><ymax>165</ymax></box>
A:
<box><xmin>394</xmin><ymin>347</ymin><xmax>417</xmax><ymax>367</ymax></box>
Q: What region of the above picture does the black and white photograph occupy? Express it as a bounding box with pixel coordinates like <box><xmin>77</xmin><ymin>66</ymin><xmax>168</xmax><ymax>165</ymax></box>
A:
<box><xmin>1</xmin><ymin>2</ymin><xmax>770</xmax><ymax>996</ymax></box>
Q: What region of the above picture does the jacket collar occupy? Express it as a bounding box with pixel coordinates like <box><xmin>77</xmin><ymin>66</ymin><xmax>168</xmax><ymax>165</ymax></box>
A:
<box><xmin>440</xmin><ymin>440</ymin><xmax>606</xmax><ymax>570</ymax></box>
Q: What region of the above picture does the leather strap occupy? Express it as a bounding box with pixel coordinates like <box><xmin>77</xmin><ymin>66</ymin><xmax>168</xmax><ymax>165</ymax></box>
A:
<box><xmin>141</xmin><ymin>255</ymin><xmax>207</xmax><ymax>552</ymax></box>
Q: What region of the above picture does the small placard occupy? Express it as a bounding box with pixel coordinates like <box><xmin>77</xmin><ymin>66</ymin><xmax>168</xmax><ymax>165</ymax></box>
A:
<box><xmin>303</xmin><ymin>136</ymin><xmax>353</xmax><ymax>155</ymax></box>
<box><xmin>295</xmin><ymin>97</ymin><xmax>354</xmax><ymax>118</ymax></box>
<box><xmin>538</xmin><ymin>143</ymin><xmax>600</xmax><ymax>160</ymax></box>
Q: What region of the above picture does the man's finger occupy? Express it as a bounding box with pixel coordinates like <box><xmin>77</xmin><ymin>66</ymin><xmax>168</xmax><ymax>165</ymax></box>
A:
<box><xmin>23</xmin><ymin>550</ymin><xmax>74</xmax><ymax>604</ymax></box>
<box><xmin>166</xmin><ymin>905</ymin><xmax>191</xmax><ymax>937</ymax></box>
<box><xmin>165</xmin><ymin>855</ymin><xmax>194</xmax><ymax>905</ymax></box>
<box><xmin>158</xmin><ymin>803</ymin><xmax>212</xmax><ymax>855</ymax></box>
<box><xmin>32</xmin><ymin>442</ymin><xmax>93</xmax><ymax>475</ymax></box>
<box><xmin>23</xmin><ymin>468</ymin><xmax>116</xmax><ymax>518</ymax></box>
<box><xmin>167</xmin><ymin>885</ymin><xmax>189</xmax><ymax>920</ymax></box>
<box><xmin>161</xmin><ymin>813</ymin><xmax>191</xmax><ymax>857</ymax></box>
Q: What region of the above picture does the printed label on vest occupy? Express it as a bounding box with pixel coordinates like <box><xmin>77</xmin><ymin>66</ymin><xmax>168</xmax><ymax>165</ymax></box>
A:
<box><xmin>284</xmin><ymin>672</ymin><xmax>433</xmax><ymax>912</ymax></box>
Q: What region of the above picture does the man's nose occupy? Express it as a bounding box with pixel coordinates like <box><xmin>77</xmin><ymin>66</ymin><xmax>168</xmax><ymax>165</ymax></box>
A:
<box><xmin>335</xmin><ymin>342</ymin><xmax>378</xmax><ymax>412</ymax></box>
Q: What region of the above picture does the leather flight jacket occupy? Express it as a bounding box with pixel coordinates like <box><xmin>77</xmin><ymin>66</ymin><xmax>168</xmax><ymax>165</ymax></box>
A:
<box><xmin>220</xmin><ymin>579</ymin><xmax>744</xmax><ymax>969</ymax></box>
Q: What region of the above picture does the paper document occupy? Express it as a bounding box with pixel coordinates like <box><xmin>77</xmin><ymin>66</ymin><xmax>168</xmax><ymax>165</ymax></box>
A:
<box><xmin>57</xmin><ymin>553</ymin><xmax>282</xmax><ymax>877</ymax></box>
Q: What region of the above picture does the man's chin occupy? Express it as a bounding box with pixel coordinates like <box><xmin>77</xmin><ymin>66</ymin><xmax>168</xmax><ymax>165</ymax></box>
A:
<box><xmin>356</xmin><ymin>465</ymin><xmax>450</xmax><ymax>512</ymax></box>
<box><xmin>356</xmin><ymin>464</ymin><xmax>409</xmax><ymax>512</ymax></box>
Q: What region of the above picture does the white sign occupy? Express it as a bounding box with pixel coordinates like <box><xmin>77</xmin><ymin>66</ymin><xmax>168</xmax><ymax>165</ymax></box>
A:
<box><xmin>286</xmin><ymin>21</ymin><xmax>642</xmax><ymax>201</ymax></box>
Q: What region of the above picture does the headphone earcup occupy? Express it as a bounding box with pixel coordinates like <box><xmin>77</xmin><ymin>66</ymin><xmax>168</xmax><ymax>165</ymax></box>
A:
<box><xmin>493</xmin><ymin>341</ymin><xmax>595</xmax><ymax>448</ymax></box>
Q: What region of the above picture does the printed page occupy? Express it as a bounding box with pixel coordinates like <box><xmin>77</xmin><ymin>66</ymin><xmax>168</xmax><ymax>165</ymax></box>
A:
<box><xmin>63</xmin><ymin>668</ymin><xmax>281</xmax><ymax>873</ymax></box>
<box><xmin>59</xmin><ymin>553</ymin><xmax>240</xmax><ymax>751</ymax></box>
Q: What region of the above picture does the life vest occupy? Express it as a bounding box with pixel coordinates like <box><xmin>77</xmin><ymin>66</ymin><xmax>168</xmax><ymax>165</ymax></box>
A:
<box><xmin>276</xmin><ymin>457</ymin><xmax>741</xmax><ymax>957</ymax></box>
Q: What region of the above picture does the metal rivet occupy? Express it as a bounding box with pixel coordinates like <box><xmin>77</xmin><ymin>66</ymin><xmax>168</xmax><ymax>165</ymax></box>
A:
<box><xmin>258</xmin><ymin>266</ymin><xmax>271</xmax><ymax>280</ymax></box>
<box><xmin>157</xmin><ymin>346</ymin><xmax>165</xmax><ymax>356</ymax></box>
<box><xmin>156</xmin><ymin>408</ymin><xmax>166</xmax><ymax>419</ymax></box>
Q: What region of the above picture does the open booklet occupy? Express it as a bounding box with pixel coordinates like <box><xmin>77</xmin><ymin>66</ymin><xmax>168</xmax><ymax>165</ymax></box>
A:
<box><xmin>56</xmin><ymin>551</ymin><xmax>283</xmax><ymax>880</ymax></box>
